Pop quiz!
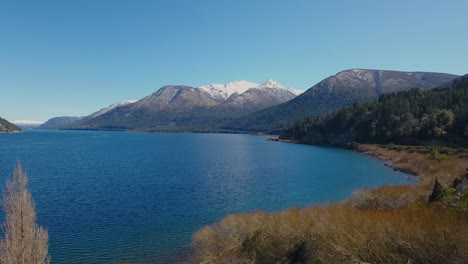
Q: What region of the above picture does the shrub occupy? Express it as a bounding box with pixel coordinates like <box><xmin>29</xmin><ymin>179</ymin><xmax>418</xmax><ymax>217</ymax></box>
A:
<box><xmin>190</xmin><ymin>205</ymin><xmax>468</xmax><ymax>264</ymax></box>
<box><xmin>429</xmin><ymin>148</ymin><xmax>448</xmax><ymax>161</ymax></box>
<box><xmin>429</xmin><ymin>178</ymin><xmax>445</xmax><ymax>202</ymax></box>
<box><xmin>0</xmin><ymin>164</ymin><xmax>50</xmax><ymax>264</ymax></box>
<box><xmin>348</xmin><ymin>185</ymin><xmax>420</xmax><ymax>210</ymax></box>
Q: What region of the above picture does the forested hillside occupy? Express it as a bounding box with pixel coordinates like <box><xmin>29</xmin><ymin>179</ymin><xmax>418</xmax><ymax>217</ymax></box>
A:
<box><xmin>280</xmin><ymin>74</ymin><xmax>468</xmax><ymax>147</ymax></box>
<box><xmin>225</xmin><ymin>69</ymin><xmax>458</xmax><ymax>132</ymax></box>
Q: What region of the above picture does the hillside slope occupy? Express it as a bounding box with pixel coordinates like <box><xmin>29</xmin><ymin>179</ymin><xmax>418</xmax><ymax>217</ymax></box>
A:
<box><xmin>71</xmin><ymin>80</ymin><xmax>297</xmax><ymax>131</ymax></box>
<box><xmin>226</xmin><ymin>69</ymin><xmax>458</xmax><ymax>132</ymax></box>
<box><xmin>39</xmin><ymin>116</ymin><xmax>84</xmax><ymax>129</ymax></box>
<box><xmin>280</xmin><ymin>74</ymin><xmax>468</xmax><ymax>147</ymax></box>
<box><xmin>0</xmin><ymin>117</ymin><xmax>22</xmax><ymax>133</ymax></box>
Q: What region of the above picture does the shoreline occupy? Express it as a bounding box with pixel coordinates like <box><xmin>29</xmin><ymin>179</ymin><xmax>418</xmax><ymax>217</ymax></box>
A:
<box><xmin>266</xmin><ymin>138</ymin><xmax>468</xmax><ymax>194</ymax></box>
<box><xmin>355</xmin><ymin>144</ymin><xmax>419</xmax><ymax>176</ymax></box>
<box><xmin>266</xmin><ymin>137</ymin><xmax>299</xmax><ymax>143</ymax></box>
<box><xmin>190</xmin><ymin>142</ymin><xmax>468</xmax><ymax>263</ymax></box>
<box><xmin>267</xmin><ymin>137</ymin><xmax>422</xmax><ymax>178</ymax></box>
<box><xmin>0</xmin><ymin>130</ymin><xmax>22</xmax><ymax>134</ymax></box>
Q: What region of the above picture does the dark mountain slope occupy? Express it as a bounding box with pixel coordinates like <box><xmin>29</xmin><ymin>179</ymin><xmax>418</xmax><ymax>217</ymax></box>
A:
<box><xmin>279</xmin><ymin>74</ymin><xmax>468</xmax><ymax>148</ymax></box>
<box><xmin>71</xmin><ymin>81</ymin><xmax>298</xmax><ymax>132</ymax></box>
<box><xmin>39</xmin><ymin>116</ymin><xmax>84</xmax><ymax>129</ymax></box>
<box><xmin>0</xmin><ymin>117</ymin><xmax>21</xmax><ymax>133</ymax></box>
<box><xmin>73</xmin><ymin>85</ymin><xmax>219</xmax><ymax>130</ymax></box>
<box><xmin>225</xmin><ymin>69</ymin><xmax>458</xmax><ymax>132</ymax></box>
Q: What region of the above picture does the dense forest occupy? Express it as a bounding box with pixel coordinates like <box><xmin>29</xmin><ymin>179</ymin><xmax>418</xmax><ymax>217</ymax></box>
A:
<box><xmin>280</xmin><ymin>74</ymin><xmax>468</xmax><ymax>147</ymax></box>
<box><xmin>223</xmin><ymin>70</ymin><xmax>457</xmax><ymax>133</ymax></box>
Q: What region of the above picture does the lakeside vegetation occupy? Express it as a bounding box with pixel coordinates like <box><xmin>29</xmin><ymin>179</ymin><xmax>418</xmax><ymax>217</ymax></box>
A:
<box><xmin>188</xmin><ymin>76</ymin><xmax>468</xmax><ymax>263</ymax></box>
<box><xmin>189</xmin><ymin>145</ymin><xmax>468</xmax><ymax>263</ymax></box>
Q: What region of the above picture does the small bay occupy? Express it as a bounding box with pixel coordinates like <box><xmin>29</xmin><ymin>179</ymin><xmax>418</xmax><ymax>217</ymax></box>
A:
<box><xmin>0</xmin><ymin>130</ymin><xmax>414</xmax><ymax>263</ymax></box>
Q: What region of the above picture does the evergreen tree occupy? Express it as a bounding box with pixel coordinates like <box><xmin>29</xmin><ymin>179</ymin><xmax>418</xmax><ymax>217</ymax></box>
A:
<box><xmin>280</xmin><ymin>75</ymin><xmax>468</xmax><ymax>147</ymax></box>
<box><xmin>428</xmin><ymin>178</ymin><xmax>445</xmax><ymax>203</ymax></box>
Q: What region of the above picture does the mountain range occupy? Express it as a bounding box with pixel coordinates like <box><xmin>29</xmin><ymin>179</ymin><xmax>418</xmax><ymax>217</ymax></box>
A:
<box><xmin>54</xmin><ymin>79</ymin><xmax>299</xmax><ymax>131</ymax></box>
<box><xmin>224</xmin><ymin>69</ymin><xmax>458</xmax><ymax>132</ymax></box>
<box><xmin>39</xmin><ymin>69</ymin><xmax>459</xmax><ymax>133</ymax></box>
<box><xmin>11</xmin><ymin>120</ymin><xmax>44</xmax><ymax>129</ymax></box>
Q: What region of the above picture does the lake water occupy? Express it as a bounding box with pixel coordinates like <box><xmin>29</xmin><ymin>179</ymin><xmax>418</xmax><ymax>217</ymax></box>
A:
<box><xmin>0</xmin><ymin>130</ymin><xmax>414</xmax><ymax>263</ymax></box>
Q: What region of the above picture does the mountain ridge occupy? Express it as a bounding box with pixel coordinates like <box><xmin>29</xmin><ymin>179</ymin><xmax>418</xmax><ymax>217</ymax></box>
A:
<box><xmin>65</xmin><ymin>80</ymin><xmax>297</xmax><ymax>131</ymax></box>
<box><xmin>279</xmin><ymin>73</ymin><xmax>468</xmax><ymax>147</ymax></box>
<box><xmin>39</xmin><ymin>70</ymin><xmax>459</xmax><ymax>133</ymax></box>
<box><xmin>39</xmin><ymin>116</ymin><xmax>84</xmax><ymax>129</ymax></box>
<box><xmin>223</xmin><ymin>69</ymin><xmax>459</xmax><ymax>132</ymax></box>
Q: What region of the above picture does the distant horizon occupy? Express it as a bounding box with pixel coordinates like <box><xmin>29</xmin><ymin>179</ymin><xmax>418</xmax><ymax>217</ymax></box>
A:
<box><xmin>5</xmin><ymin>67</ymin><xmax>465</xmax><ymax>123</ymax></box>
<box><xmin>1</xmin><ymin>1</ymin><xmax>467</xmax><ymax>121</ymax></box>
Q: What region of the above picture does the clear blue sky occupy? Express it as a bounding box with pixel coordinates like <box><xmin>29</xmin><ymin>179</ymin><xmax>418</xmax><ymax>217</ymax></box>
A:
<box><xmin>1</xmin><ymin>0</ymin><xmax>467</xmax><ymax>121</ymax></box>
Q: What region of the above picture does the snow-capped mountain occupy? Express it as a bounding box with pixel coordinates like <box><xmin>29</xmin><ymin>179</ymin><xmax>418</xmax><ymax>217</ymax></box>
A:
<box><xmin>12</xmin><ymin>120</ymin><xmax>44</xmax><ymax>129</ymax></box>
<box><xmin>257</xmin><ymin>79</ymin><xmax>303</xmax><ymax>95</ymax></box>
<box><xmin>12</xmin><ymin>120</ymin><xmax>44</xmax><ymax>126</ymax></box>
<box><xmin>87</xmin><ymin>100</ymin><xmax>136</xmax><ymax>119</ymax></box>
<box><xmin>199</xmin><ymin>81</ymin><xmax>259</xmax><ymax>101</ymax></box>
<box><xmin>199</xmin><ymin>79</ymin><xmax>302</xmax><ymax>101</ymax></box>
<box><xmin>68</xmin><ymin>80</ymin><xmax>299</xmax><ymax>131</ymax></box>
<box><xmin>227</xmin><ymin>69</ymin><xmax>459</xmax><ymax>131</ymax></box>
<box><xmin>257</xmin><ymin>78</ymin><xmax>284</xmax><ymax>89</ymax></box>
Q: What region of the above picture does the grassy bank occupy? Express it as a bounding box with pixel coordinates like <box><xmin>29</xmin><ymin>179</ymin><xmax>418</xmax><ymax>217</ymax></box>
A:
<box><xmin>188</xmin><ymin>145</ymin><xmax>468</xmax><ymax>263</ymax></box>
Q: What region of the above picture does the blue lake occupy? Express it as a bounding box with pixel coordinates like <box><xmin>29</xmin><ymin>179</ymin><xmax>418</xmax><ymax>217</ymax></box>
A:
<box><xmin>0</xmin><ymin>130</ymin><xmax>414</xmax><ymax>263</ymax></box>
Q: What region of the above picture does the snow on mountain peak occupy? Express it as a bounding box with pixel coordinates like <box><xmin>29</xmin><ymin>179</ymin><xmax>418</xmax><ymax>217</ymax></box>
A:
<box><xmin>199</xmin><ymin>80</ymin><xmax>259</xmax><ymax>100</ymax></box>
<box><xmin>12</xmin><ymin>120</ymin><xmax>44</xmax><ymax>125</ymax></box>
<box><xmin>88</xmin><ymin>100</ymin><xmax>136</xmax><ymax>118</ymax></box>
<box><xmin>258</xmin><ymin>79</ymin><xmax>285</xmax><ymax>89</ymax></box>
<box><xmin>200</xmin><ymin>79</ymin><xmax>303</xmax><ymax>99</ymax></box>
<box><xmin>258</xmin><ymin>79</ymin><xmax>303</xmax><ymax>95</ymax></box>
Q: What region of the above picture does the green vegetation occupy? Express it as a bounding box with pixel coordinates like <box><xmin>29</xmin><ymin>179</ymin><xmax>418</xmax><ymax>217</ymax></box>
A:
<box><xmin>189</xmin><ymin>76</ymin><xmax>468</xmax><ymax>263</ymax></box>
<box><xmin>0</xmin><ymin>164</ymin><xmax>50</xmax><ymax>263</ymax></box>
<box><xmin>428</xmin><ymin>171</ymin><xmax>468</xmax><ymax>212</ymax></box>
<box><xmin>429</xmin><ymin>148</ymin><xmax>449</xmax><ymax>161</ymax></box>
<box><xmin>280</xmin><ymin>75</ymin><xmax>468</xmax><ymax>148</ymax></box>
<box><xmin>0</xmin><ymin>117</ymin><xmax>21</xmax><ymax>133</ymax></box>
<box><xmin>224</xmin><ymin>70</ymin><xmax>458</xmax><ymax>133</ymax></box>
<box><xmin>428</xmin><ymin>178</ymin><xmax>445</xmax><ymax>202</ymax></box>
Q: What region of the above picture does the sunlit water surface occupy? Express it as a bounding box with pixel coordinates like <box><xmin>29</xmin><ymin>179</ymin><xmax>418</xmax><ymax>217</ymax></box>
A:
<box><xmin>0</xmin><ymin>130</ymin><xmax>414</xmax><ymax>263</ymax></box>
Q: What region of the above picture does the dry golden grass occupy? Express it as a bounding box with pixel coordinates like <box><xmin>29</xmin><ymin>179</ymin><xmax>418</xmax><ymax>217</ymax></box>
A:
<box><xmin>190</xmin><ymin>205</ymin><xmax>468</xmax><ymax>264</ymax></box>
<box><xmin>189</xmin><ymin>144</ymin><xmax>468</xmax><ymax>264</ymax></box>
<box><xmin>347</xmin><ymin>185</ymin><xmax>423</xmax><ymax>210</ymax></box>
<box><xmin>357</xmin><ymin>144</ymin><xmax>468</xmax><ymax>187</ymax></box>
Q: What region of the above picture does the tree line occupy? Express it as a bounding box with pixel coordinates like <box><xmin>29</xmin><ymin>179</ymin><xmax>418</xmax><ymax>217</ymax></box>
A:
<box><xmin>280</xmin><ymin>75</ymin><xmax>468</xmax><ymax>148</ymax></box>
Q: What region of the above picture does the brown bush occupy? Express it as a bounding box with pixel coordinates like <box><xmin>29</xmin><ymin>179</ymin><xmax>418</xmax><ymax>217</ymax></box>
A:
<box><xmin>357</xmin><ymin>144</ymin><xmax>467</xmax><ymax>188</ymax></box>
<box><xmin>189</xmin><ymin>145</ymin><xmax>468</xmax><ymax>263</ymax></box>
<box><xmin>190</xmin><ymin>205</ymin><xmax>468</xmax><ymax>264</ymax></box>
<box><xmin>0</xmin><ymin>164</ymin><xmax>50</xmax><ymax>264</ymax></box>
<box><xmin>347</xmin><ymin>185</ymin><xmax>422</xmax><ymax>210</ymax></box>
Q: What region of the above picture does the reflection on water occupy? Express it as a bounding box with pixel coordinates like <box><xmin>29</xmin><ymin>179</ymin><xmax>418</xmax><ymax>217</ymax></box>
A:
<box><xmin>0</xmin><ymin>130</ymin><xmax>414</xmax><ymax>263</ymax></box>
